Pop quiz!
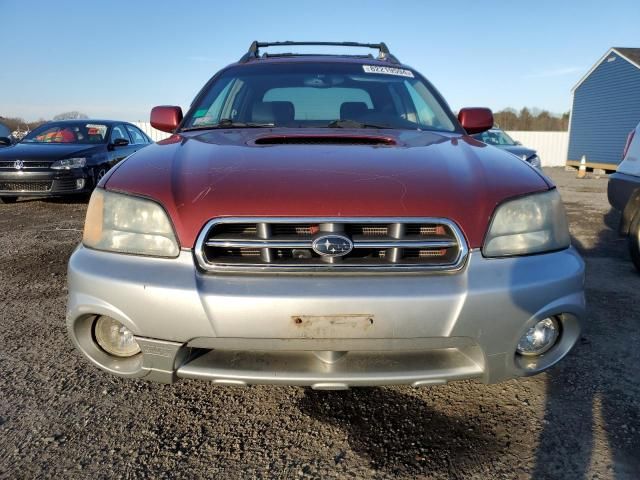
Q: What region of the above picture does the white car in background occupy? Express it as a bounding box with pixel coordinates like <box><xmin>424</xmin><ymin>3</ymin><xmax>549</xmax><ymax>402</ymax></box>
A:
<box><xmin>608</xmin><ymin>122</ymin><xmax>640</xmax><ymax>270</ymax></box>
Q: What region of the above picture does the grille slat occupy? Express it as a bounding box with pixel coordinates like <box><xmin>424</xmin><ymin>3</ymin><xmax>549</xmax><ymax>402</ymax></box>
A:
<box><xmin>0</xmin><ymin>181</ymin><xmax>52</xmax><ymax>192</ymax></box>
<box><xmin>196</xmin><ymin>218</ymin><xmax>467</xmax><ymax>273</ymax></box>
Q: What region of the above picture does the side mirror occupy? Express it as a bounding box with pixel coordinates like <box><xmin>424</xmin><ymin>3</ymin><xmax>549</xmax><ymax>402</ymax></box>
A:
<box><xmin>0</xmin><ymin>137</ymin><xmax>12</xmax><ymax>146</ymax></box>
<box><xmin>514</xmin><ymin>141</ymin><xmax>522</xmax><ymax>146</ymax></box>
<box><xmin>458</xmin><ymin>108</ymin><xmax>494</xmax><ymax>135</ymax></box>
<box><xmin>111</xmin><ymin>138</ymin><xmax>129</xmax><ymax>147</ymax></box>
<box><xmin>151</xmin><ymin>106</ymin><xmax>183</xmax><ymax>133</ymax></box>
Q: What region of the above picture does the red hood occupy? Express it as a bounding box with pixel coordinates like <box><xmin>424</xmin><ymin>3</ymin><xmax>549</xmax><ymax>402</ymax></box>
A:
<box><xmin>104</xmin><ymin>128</ymin><xmax>550</xmax><ymax>249</ymax></box>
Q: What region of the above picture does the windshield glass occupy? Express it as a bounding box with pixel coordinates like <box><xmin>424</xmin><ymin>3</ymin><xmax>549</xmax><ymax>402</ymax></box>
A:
<box><xmin>0</xmin><ymin>123</ymin><xmax>10</xmax><ymax>138</ymax></box>
<box><xmin>474</xmin><ymin>129</ymin><xmax>516</xmax><ymax>146</ymax></box>
<box><xmin>22</xmin><ymin>122</ymin><xmax>109</xmax><ymax>144</ymax></box>
<box><xmin>183</xmin><ymin>63</ymin><xmax>458</xmax><ymax>132</ymax></box>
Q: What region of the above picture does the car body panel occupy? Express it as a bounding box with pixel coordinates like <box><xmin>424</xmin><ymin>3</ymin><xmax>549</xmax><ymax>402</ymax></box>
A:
<box><xmin>499</xmin><ymin>145</ymin><xmax>537</xmax><ymax>159</ymax></box>
<box><xmin>608</xmin><ymin>122</ymin><xmax>640</xmax><ymax>233</ymax></box>
<box><xmin>67</xmin><ymin>245</ymin><xmax>585</xmax><ymax>386</ymax></box>
<box><xmin>105</xmin><ymin>128</ymin><xmax>550</xmax><ymax>249</ymax></box>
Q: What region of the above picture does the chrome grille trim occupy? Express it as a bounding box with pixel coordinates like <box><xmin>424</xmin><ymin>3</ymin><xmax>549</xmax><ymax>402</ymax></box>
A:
<box><xmin>195</xmin><ymin>217</ymin><xmax>469</xmax><ymax>273</ymax></box>
<box><xmin>204</xmin><ymin>239</ymin><xmax>457</xmax><ymax>249</ymax></box>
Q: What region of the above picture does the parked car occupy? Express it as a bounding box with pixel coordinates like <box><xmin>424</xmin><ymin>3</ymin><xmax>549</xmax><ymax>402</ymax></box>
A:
<box><xmin>0</xmin><ymin>120</ymin><xmax>151</xmax><ymax>204</ymax></box>
<box><xmin>473</xmin><ymin>128</ymin><xmax>541</xmax><ymax>169</ymax></box>
<box><xmin>0</xmin><ymin>122</ymin><xmax>12</xmax><ymax>147</ymax></box>
<box><xmin>67</xmin><ymin>41</ymin><xmax>584</xmax><ymax>389</ymax></box>
<box><xmin>608</xmin><ymin>121</ymin><xmax>640</xmax><ymax>270</ymax></box>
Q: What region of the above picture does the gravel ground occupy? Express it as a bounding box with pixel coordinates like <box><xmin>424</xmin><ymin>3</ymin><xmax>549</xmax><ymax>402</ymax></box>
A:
<box><xmin>0</xmin><ymin>168</ymin><xmax>638</xmax><ymax>479</ymax></box>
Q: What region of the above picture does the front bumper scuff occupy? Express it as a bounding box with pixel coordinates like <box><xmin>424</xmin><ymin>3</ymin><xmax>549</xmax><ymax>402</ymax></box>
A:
<box><xmin>67</xmin><ymin>245</ymin><xmax>585</xmax><ymax>388</ymax></box>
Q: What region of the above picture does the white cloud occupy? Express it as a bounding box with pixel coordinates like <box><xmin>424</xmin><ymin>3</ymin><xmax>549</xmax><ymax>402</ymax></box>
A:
<box><xmin>524</xmin><ymin>66</ymin><xmax>584</xmax><ymax>79</ymax></box>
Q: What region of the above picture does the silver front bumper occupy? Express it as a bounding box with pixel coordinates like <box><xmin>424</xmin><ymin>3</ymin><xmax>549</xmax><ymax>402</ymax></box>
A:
<box><xmin>66</xmin><ymin>246</ymin><xmax>585</xmax><ymax>388</ymax></box>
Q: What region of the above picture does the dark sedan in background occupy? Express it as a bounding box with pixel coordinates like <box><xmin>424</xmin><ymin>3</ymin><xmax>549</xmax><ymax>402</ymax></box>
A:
<box><xmin>473</xmin><ymin>128</ymin><xmax>541</xmax><ymax>169</ymax></box>
<box><xmin>0</xmin><ymin>120</ymin><xmax>151</xmax><ymax>203</ymax></box>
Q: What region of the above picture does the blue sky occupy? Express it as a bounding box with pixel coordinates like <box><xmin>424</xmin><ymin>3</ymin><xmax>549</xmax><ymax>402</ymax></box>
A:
<box><xmin>1</xmin><ymin>0</ymin><xmax>638</xmax><ymax>121</ymax></box>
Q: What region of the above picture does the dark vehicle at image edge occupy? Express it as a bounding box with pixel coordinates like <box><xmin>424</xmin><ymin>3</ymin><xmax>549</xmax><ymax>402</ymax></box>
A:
<box><xmin>67</xmin><ymin>42</ymin><xmax>585</xmax><ymax>389</ymax></box>
<box><xmin>0</xmin><ymin>120</ymin><xmax>151</xmax><ymax>203</ymax></box>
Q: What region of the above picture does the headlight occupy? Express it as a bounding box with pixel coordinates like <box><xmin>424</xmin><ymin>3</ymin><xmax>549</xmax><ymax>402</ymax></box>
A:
<box><xmin>83</xmin><ymin>189</ymin><xmax>179</xmax><ymax>257</ymax></box>
<box><xmin>527</xmin><ymin>154</ymin><xmax>541</xmax><ymax>169</ymax></box>
<box><xmin>51</xmin><ymin>157</ymin><xmax>87</xmax><ymax>169</ymax></box>
<box><xmin>483</xmin><ymin>189</ymin><xmax>570</xmax><ymax>257</ymax></box>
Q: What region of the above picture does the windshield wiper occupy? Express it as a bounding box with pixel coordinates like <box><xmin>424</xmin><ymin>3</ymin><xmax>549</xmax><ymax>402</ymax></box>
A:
<box><xmin>327</xmin><ymin>119</ymin><xmax>392</xmax><ymax>129</ymax></box>
<box><xmin>182</xmin><ymin>118</ymin><xmax>275</xmax><ymax>131</ymax></box>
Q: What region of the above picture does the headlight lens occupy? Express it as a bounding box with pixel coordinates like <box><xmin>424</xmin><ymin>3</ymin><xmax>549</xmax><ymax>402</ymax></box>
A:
<box><xmin>94</xmin><ymin>316</ymin><xmax>141</xmax><ymax>357</ymax></box>
<box><xmin>51</xmin><ymin>157</ymin><xmax>87</xmax><ymax>169</ymax></box>
<box><xmin>483</xmin><ymin>189</ymin><xmax>570</xmax><ymax>257</ymax></box>
<box><xmin>83</xmin><ymin>189</ymin><xmax>179</xmax><ymax>257</ymax></box>
<box><xmin>527</xmin><ymin>155</ymin><xmax>542</xmax><ymax>169</ymax></box>
<box><xmin>516</xmin><ymin>317</ymin><xmax>560</xmax><ymax>356</ymax></box>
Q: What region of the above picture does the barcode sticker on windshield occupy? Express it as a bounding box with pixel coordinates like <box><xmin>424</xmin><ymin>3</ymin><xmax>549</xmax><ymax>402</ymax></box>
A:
<box><xmin>362</xmin><ymin>65</ymin><xmax>414</xmax><ymax>77</ymax></box>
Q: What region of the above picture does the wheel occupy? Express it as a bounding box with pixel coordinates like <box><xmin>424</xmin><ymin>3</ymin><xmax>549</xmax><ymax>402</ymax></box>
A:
<box><xmin>0</xmin><ymin>196</ymin><xmax>17</xmax><ymax>204</ymax></box>
<box><xmin>628</xmin><ymin>213</ymin><xmax>640</xmax><ymax>272</ymax></box>
<box><xmin>93</xmin><ymin>167</ymin><xmax>107</xmax><ymax>187</ymax></box>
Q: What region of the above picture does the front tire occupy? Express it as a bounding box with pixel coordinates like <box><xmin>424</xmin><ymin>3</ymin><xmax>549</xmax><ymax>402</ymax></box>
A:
<box><xmin>93</xmin><ymin>167</ymin><xmax>107</xmax><ymax>188</ymax></box>
<box><xmin>628</xmin><ymin>214</ymin><xmax>640</xmax><ymax>272</ymax></box>
<box><xmin>0</xmin><ymin>196</ymin><xmax>18</xmax><ymax>204</ymax></box>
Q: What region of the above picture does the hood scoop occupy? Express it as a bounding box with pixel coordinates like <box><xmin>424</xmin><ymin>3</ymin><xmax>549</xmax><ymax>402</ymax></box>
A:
<box><xmin>253</xmin><ymin>135</ymin><xmax>396</xmax><ymax>146</ymax></box>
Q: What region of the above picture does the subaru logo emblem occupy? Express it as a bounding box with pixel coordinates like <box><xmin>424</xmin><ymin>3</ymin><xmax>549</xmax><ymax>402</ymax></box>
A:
<box><xmin>14</xmin><ymin>160</ymin><xmax>24</xmax><ymax>170</ymax></box>
<box><xmin>312</xmin><ymin>234</ymin><xmax>353</xmax><ymax>258</ymax></box>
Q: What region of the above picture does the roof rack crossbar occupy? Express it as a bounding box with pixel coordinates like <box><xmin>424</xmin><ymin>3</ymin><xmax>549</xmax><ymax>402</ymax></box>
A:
<box><xmin>239</xmin><ymin>41</ymin><xmax>400</xmax><ymax>64</ymax></box>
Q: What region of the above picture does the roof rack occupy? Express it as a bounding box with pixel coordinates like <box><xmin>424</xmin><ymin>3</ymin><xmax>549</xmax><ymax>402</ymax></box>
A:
<box><xmin>238</xmin><ymin>41</ymin><xmax>400</xmax><ymax>64</ymax></box>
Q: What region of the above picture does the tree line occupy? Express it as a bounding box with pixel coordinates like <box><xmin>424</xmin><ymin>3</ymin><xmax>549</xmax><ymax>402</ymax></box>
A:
<box><xmin>2</xmin><ymin>108</ymin><xmax>569</xmax><ymax>133</ymax></box>
<box><xmin>493</xmin><ymin>108</ymin><xmax>569</xmax><ymax>131</ymax></box>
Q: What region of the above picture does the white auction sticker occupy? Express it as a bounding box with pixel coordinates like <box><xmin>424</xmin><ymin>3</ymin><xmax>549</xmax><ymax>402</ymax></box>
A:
<box><xmin>362</xmin><ymin>65</ymin><xmax>414</xmax><ymax>78</ymax></box>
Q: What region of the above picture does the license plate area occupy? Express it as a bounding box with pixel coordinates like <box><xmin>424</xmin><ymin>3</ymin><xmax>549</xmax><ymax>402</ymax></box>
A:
<box><xmin>291</xmin><ymin>314</ymin><xmax>375</xmax><ymax>338</ymax></box>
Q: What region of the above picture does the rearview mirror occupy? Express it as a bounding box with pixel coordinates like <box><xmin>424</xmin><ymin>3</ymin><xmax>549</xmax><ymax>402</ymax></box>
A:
<box><xmin>111</xmin><ymin>138</ymin><xmax>129</xmax><ymax>147</ymax></box>
<box><xmin>0</xmin><ymin>137</ymin><xmax>12</xmax><ymax>146</ymax></box>
<box><xmin>151</xmin><ymin>106</ymin><xmax>183</xmax><ymax>133</ymax></box>
<box><xmin>458</xmin><ymin>108</ymin><xmax>493</xmax><ymax>135</ymax></box>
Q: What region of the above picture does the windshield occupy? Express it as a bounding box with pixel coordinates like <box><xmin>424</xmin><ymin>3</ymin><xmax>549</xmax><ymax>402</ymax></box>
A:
<box><xmin>22</xmin><ymin>122</ymin><xmax>109</xmax><ymax>144</ymax></box>
<box><xmin>0</xmin><ymin>123</ymin><xmax>10</xmax><ymax>138</ymax></box>
<box><xmin>474</xmin><ymin>129</ymin><xmax>516</xmax><ymax>146</ymax></box>
<box><xmin>183</xmin><ymin>63</ymin><xmax>458</xmax><ymax>132</ymax></box>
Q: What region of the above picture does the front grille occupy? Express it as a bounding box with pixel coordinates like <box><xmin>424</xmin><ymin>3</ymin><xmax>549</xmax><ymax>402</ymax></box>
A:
<box><xmin>0</xmin><ymin>161</ymin><xmax>53</xmax><ymax>169</ymax></box>
<box><xmin>196</xmin><ymin>218</ymin><xmax>467</xmax><ymax>272</ymax></box>
<box><xmin>0</xmin><ymin>181</ymin><xmax>52</xmax><ymax>192</ymax></box>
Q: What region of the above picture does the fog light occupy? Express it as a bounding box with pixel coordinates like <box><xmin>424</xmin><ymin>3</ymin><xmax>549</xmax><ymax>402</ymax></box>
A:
<box><xmin>516</xmin><ymin>317</ymin><xmax>560</xmax><ymax>356</ymax></box>
<box><xmin>94</xmin><ymin>316</ymin><xmax>141</xmax><ymax>357</ymax></box>
<box><xmin>76</xmin><ymin>178</ymin><xmax>85</xmax><ymax>189</ymax></box>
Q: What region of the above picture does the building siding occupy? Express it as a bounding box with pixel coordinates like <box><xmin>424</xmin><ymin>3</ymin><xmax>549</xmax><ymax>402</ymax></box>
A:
<box><xmin>568</xmin><ymin>51</ymin><xmax>640</xmax><ymax>167</ymax></box>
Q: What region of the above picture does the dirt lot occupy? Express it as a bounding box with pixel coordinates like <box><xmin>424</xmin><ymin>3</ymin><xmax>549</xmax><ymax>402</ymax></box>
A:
<box><xmin>0</xmin><ymin>168</ymin><xmax>638</xmax><ymax>479</ymax></box>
